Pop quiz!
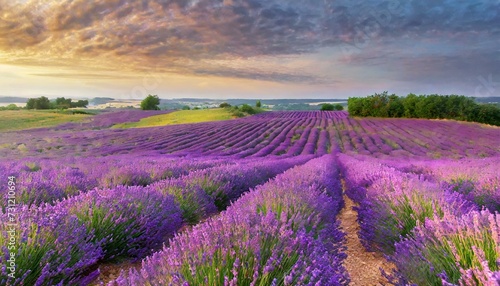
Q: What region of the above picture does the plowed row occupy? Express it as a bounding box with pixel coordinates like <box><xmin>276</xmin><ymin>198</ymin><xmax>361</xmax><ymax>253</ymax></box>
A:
<box><xmin>0</xmin><ymin>111</ymin><xmax>498</xmax><ymax>159</ymax></box>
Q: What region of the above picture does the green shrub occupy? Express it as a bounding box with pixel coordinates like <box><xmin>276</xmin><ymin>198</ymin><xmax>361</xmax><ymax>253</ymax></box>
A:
<box><xmin>140</xmin><ymin>95</ymin><xmax>160</xmax><ymax>110</ymax></box>
<box><xmin>321</xmin><ymin>103</ymin><xmax>335</xmax><ymax>111</ymax></box>
<box><xmin>240</xmin><ymin>104</ymin><xmax>256</xmax><ymax>114</ymax></box>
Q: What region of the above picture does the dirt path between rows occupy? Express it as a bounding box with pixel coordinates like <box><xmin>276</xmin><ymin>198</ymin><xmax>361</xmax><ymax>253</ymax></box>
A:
<box><xmin>339</xmin><ymin>194</ymin><xmax>395</xmax><ymax>285</ymax></box>
<box><xmin>92</xmin><ymin>196</ymin><xmax>394</xmax><ymax>285</ymax></box>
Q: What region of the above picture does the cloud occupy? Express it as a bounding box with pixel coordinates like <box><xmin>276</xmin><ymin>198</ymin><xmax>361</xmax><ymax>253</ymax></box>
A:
<box><xmin>0</xmin><ymin>0</ymin><xmax>498</xmax><ymax>87</ymax></box>
<box><xmin>193</xmin><ymin>67</ymin><xmax>325</xmax><ymax>84</ymax></box>
<box><xmin>29</xmin><ymin>72</ymin><xmax>135</xmax><ymax>79</ymax></box>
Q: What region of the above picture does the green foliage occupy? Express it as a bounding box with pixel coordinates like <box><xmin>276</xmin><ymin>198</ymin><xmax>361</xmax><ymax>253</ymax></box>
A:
<box><xmin>320</xmin><ymin>103</ymin><xmax>335</xmax><ymax>111</ymax></box>
<box><xmin>375</xmin><ymin>193</ymin><xmax>443</xmax><ymax>254</ymax></box>
<box><xmin>25</xmin><ymin>97</ymin><xmax>88</xmax><ymax>110</ymax></box>
<box><xmin>70</xmin><ymin>110</ymin><xmax>92</xmax><ymax>115</ymax></box>
<box><xmin>55</xmin><ymin>97</ymin><xmax>72</xmax><ymax>109</ymax></box>
<box><xmin>140</xmin><ymin>94</ymin><xmax>160</xmax><ymax>110</ymax></box>
<box><xmin>113</xmin><ymin>108</ymin><xmax>234</xmax><ymax>128</ymax></box>
<box><xmin>219</xmin><ymin>102</ymin><xmax>231</xmax><ymax>108</ymax></box>
<box><xmin>26</xmin><ymin>96</ymin><xmax>51</xmax><ymax>110</ymax></box>
<box><xmin>402</xmin><ymin>93</ymin><xmax>418</xmax><ymax>117</ymax></box>
<box><xmin>321</xmin><ymin>103</ymin><xmax>344</xmax><ymax>111</ymax></box>
<box><xmin>468</xmin><ymin>104</ymin><xmax>500</xmax><ymax>126</ymax></box>
<box><xmin>0</xmin><ymin>110</ymin><xmax>91</xmax><ymax>132</ymax></box>
<box><xmin>348</xmin><ymin>92</ymin><xmax>500</xmax><ymax>126</ymax></box>
<box><xmin>255</xmin><ymin>100</ymin><xmax>262</xmax><ymax>108</ymax></box>
<box><xmin>396</xmin><ymin>212</ymin><xmax>499</xmax><ymax>286</ymax></box>
<box><xmin>0</xmin><ymin>104</ymin><xmax>21</xmax><ymax>111</ymax></box>
<box><xmin>72</xmin><ymin>100</ymin><xmax>89</xmax><ymax>108</ymax></box>
<box><xmin>223</xmin><ymin>104</ymin><xmax>264</xmax><ymax>118</ymax></box>
<box><xmin>157</xmin><ymin>185</ymin><xmax>204</xmax><ymax>225</ymax></box>
<box><xmin>240</xmin><ymin>104</ymin><xmax>256</xmax><ymax>114</ymax></box>
<box><xmin>7</xmin><ymin>104</ymin><xmax>20</xmax><ymax>110</ymax></box>
<box><xmin>233</xmin><ymin>111</ymin><xmax>245</xmax><ymax>117</ymax></box>
<box><xmin>181</xmin><ymin>105</ymin><xmax>191</xmax><ymax>110</ymax></box>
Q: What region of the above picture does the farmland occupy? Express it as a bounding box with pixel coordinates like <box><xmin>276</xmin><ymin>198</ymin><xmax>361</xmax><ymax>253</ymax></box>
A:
<box><xmin>0</xmin><ymin>110</ymin><xmax>92</xmax><ymax>132</ymax></box>
<box><xmin>0</xmin><ymin>110</ymin><xmax>499</xmax><ymax>285</ymax></box>
<box><xmin>112</xmin><ymin>108</ymin><xmax>236</xmax><ymax>129</ymax></box>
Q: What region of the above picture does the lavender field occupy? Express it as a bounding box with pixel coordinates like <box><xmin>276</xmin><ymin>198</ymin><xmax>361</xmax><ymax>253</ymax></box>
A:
<box><xmin>1</xmin><ymin>110</ymin><xmax>499</xmax><ymax>285</ymax></box>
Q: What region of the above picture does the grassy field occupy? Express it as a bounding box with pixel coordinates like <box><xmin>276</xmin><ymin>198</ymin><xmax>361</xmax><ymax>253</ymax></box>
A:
<box><xmin>112</xmin><ymin>108</ymin><xmax>235</xmax><ymax>128</ymax></box>
<box><xmin>0</xmin><ymin>110</ymin><xmax>92</xmax><ymax>132</ymax></box>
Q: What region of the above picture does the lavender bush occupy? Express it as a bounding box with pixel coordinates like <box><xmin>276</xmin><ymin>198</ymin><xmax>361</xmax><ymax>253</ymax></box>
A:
<box><xmin>148</xmin><ymin>179</ymin><xmax>218</xmax><ymax>225</ymax></box>
<box><xmin>56</xmin><ymin>186</ymin><xmax>182</xmax><ymax>261</ymax></box>
<box><xmin>388</xmin><ymin>210</ymin><xmax>500</xmax><ymax>286</ymax></box>
<box><xmin>381</xmin><ymin>156</ymin><xmax>500</xmax><ymax>212</ymax></box>
<box><xmin>0</xmin><ymin>156</ymin><xmax>228</xmax><ymax>209</ymax></box>
<box><xmin>178</xmin><ymin>155</ymin><xmax>314</xmax><ymax>211</ymax></box>
<box><xmin>3</xmin><ymin>110</ymin><xmax>496</xmax><ymax>159</ymax></box>
<box><xmin>110</xmin><ymin>156</ymin><xmax>349</xmax><ymax>285</ymax></box>
<box><xmin>0</xmin><ymin>204</ymin><xmax>102</xmax><ymax>285</ymax></box>
<box><xmin>338</xmin><ymin>154</ymin><xmax>478</xmax><ymax>253</ymax></box>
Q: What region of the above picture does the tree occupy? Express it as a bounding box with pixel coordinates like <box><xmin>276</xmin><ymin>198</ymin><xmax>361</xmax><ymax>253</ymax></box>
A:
<box><xmin>35</xmin><ymin>96</ymin><xmax>52</xmax><ymax>109</ymax></box>
<box><xmin>240</xmin><ymin>104</ymin><xmax>256</xmax><ymax>114</ymax></box>
<box><xmin>26</xmin><ymin>98</ymin><xmax>36</xmax><ymax>109</ymax></box>
<box><xmin>55</xmin><ymin>97</ymin><xmax>72</xmax><ymax>109</ymax></box>
<box><xmin>255</xmin><ymin>100</ymin><xmax>262</xmax><ymax>108</ymax></box>
<box><xmin>26</xmin><ymin>96</ymin><xmax>51</xmax><ymax>109</ymax></box>
<box><xmin>320</xmin><ymin>103</ymin><xmax>335</xmax><ymax>111</ymax></box>
<box><xmin>219</xmin><ymin>102</ymin><xmax>231</xmax><ymax>108</ymax></box>
<box><xmin>347</xmin><ymin>98</ymin><xmax>363</xmax><ymax>115</ymax></box>
<box><xmin>387</xmin><ymin>94</ymin><xmax>404</xmax><ymax>117</ymax></box>
<box><xmin>5</xmin><ymin>104</ymin><xmax>20</xmax><ymax>110</ymax></box>
<box><xmin>403</xmin><ymin>93</ymin><xmax>419</xmax><ymax>118</ymax></box>
<box><xmin>182</xmin><ymin>105</ymin><xmax>191</xmax><ymax>110</ymax></box>
<box><xmin>141</xmin><ymin>94</ymin><xmax>160</xmax><ymax>110</ymax></box>
<box><xmin>333</xmin><ymin>104</ymin><xmax>344</xmax><ymax>111</ymax></box>
<box><xmin>71</xmin><ymin>100</ymin><xmax>89</xmax><ymax>108</ymax></box>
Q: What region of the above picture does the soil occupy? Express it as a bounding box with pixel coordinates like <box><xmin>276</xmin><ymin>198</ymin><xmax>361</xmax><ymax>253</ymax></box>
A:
<box><xmin>88</xmin><ymin>223</ymin><xmax>201</xmax><ymax>285</ymax></box>
<box><xmin>91</xmin><ymin>195</ymin><xmax>396</xmax><ymax>285</ymax></box>
<box><xmin>89</xmin><ymin>260</ymin><xmax>141</xmax><ymax>286</ymax></box>
<box><xmin>339</xmin><ymin>194</ymin><xmax>395</xmax><ymax>285</ymax></box>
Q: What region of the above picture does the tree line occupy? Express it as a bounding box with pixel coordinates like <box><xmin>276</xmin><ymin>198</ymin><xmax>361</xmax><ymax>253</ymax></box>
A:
<box><xmin>25</xmin><ymin>96</ymin><xmax>89</xmax><ymax>110</ymax></box>
<box><xmin>348</xmin><ymin>92</ymin><xmax>500</xmax><ymax>126</ymax></box>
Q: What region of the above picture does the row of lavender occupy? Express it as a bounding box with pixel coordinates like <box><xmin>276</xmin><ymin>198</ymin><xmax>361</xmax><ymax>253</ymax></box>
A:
<box><xmin>0</xmin><ymin>156</ymin><xmax>226</xmax><ymax>209</ymax></box>
<box><xmin>250</xmin><ymin>110</ymin><xmax>349</xmax><ymax>119</ymax></box>
<box><xmin>110</xmin><ymin>155</ymin><xmax>350</xmax><ymax>285</ymax></box>
<box><xmin>338</xmin><ymin>154</ymin><xmax>500</xmax><ymax>285</ymax></box>
<box><xmin>2</xmin><ymin>111</ymin><xmax>498</xmax><ymax>160</ymax></box>
<box><xmin>335</xmin><ymin>117</ymin><xmax>500</xmax><ymax>159</ymax></box>
<box><xmin>0</xmin><ymin>155</ymin><xmax>312</xmax><ymax>285</ymax></box>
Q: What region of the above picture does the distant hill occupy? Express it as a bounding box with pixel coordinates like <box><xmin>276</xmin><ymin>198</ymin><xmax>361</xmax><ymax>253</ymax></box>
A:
<box><xmin>0</xmin><ymin>97</ymin><xmax>28</xmax><ymax>103</ymax></box>
<box><xmin>160</xmin><ymin>98</ymin><xmax>348</xmax><ymax>111</ymax></box>
<box><xmin>90</xmin><ymin>97</ymin><xmax>115</xmax><ymax>105</ymax></box>
<box><xmin>169</xmin><ymin>98</ymin><xmax>347</xmax><ymax>104</ymax></box>
<box><xmin>475</xmin><ymin>97</ymin><xmax>500</xmax><ymax>104</ymax></box>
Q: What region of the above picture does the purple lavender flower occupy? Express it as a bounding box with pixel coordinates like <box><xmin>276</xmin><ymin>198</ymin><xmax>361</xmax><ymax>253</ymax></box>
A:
<box><xmin>110</xmin><ymin>156</ymin><xmax>349</xmax><ymax>286</ymax></box>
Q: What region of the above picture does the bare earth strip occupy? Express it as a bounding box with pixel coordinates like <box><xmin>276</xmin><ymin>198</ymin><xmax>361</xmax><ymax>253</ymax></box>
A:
<box><xmin>93</xmin><ymin>192</ymin><xmax>394</xmax><ymax>285</ymax></box>
<box><xmin>339</xmin><ymin>194</ymin><xmax>395</xmax><ymax>285</ymax></box>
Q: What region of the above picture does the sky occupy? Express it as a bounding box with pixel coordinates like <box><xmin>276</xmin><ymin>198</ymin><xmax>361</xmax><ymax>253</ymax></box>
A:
<box><xmin>0</xmin><ymin>0</ymin><xmax>499</xmax><ymax>100</ymax></box>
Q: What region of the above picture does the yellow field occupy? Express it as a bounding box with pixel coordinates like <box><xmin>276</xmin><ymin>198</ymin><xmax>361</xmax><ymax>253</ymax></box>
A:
<box><xmin>0</xmin><ymin>110</ymin><xmax>91</xmax><ymax>132</ymax></box>
<box><xmin>112</xmin><ymin>108</ymin><xmax>236</xmax><ymax>129</ymax></box>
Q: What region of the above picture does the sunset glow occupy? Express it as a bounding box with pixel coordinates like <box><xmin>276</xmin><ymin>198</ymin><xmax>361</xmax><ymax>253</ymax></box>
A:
<box><xmin>1</xmin><ymin>0</ymin><xmax>499</xmax><ymax>99</ymax></box>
